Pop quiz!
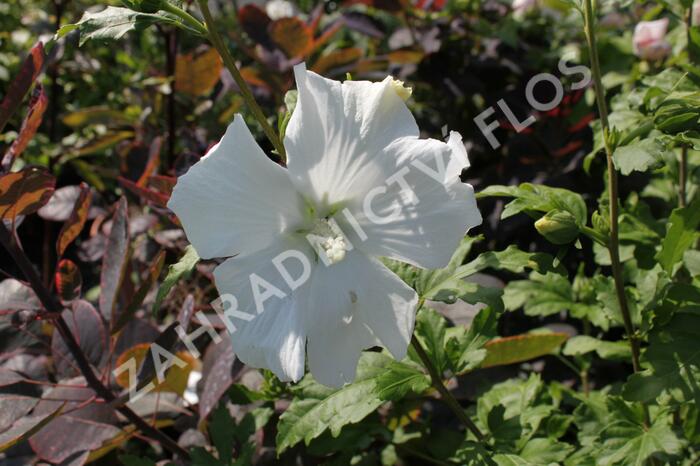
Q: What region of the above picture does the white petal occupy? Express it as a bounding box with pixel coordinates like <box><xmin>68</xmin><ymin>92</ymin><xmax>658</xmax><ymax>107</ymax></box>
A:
<box><xmin>307</xmin><ymin>319</ymin><xmax>376</xmax><ymax>388</ymax></box>
<box><xmin>304</xmin><ymin>250</ymin><xmax>418</xmax><ymax>386</ymax></box>
<box><xmin>338</xmin><ymin>133</ymin><xmax>482</xmax><ymax>270</ymax></box>
<box><xmin>213</xmin><ymin>238</ymin><xmax>313</xmax><ymax>382</ymax></box>
<box><xmin>168</xmin><ymin>115</ymin><xmax>304</xmax><ymax>259</ymax></box>
<box><xmin>284</xmin><ymin>63</ymin><xmax>419</xmax><ymax>210</ymax></box>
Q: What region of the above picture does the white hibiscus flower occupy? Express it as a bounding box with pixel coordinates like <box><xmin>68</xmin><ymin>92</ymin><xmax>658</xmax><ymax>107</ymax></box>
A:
<box><xmin>168</xmin><ymin>64</ymin><xmax>481</xmax><ymax>387</ymax></box>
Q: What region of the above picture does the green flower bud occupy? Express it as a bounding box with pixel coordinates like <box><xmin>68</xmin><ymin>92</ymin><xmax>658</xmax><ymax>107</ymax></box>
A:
<box><xmin>591</xmin><ymin>210</ymin><xmax>610</xmax><ymax>236</ymax></box>
<box><xmin>535</xmin><ymin>210</ymin><xmax>580</xmax><ymax>245</ymax></box>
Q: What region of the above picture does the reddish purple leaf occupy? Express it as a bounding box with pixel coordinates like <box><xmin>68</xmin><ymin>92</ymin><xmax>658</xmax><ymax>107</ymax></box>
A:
<box><xmin>29</xmin><ymin>380</ymin><xmax>120</xmax><ymax>463</ymax></box>
<box><xmin>177</xmin><ymin>294</ymin><xmax>195</xmax><ymax>330</ymax></box>
<box><xmin>118</xmin><ymin>176</ymin><xmax>169</xmax><ymax>207</ymax></box>
<box><xmin>0</xmin><ymin>166</ymin><xmax>55</xmax><ymax>221</ymax></box>
<box><xmin>112</xmin><ymin>249</ymin><xmax>166</xmax><ymax>335</ymax></box>
<box><xmin>1</xmin><ymin>85</ymin><xmax>48</xmax><ymax>171</ymax></box>
<box><xmin>0</xmin><ymin>278</ymin><xmax>41</xmax><ymax>312</ymax></box>
<box><xmin>54</xmin><ymin>259</ymin><xmax>82</xmax><ymax>303</ymax></box>
<box><xmin>199</xmin><ymin>335</ymin><xmax>243</xmax><ymax>421</ymax></box>
<box><xmin>99</xmin><ymin>197</ymin><xmax>130</xmax><ymax>324</ymax></box>
<box><xmin>0</xmin><ymin>395</ymin><xmax>39</xmax><ymax>432</ymax></box>
<box><xmin>51</xmin><ymin>301</ymin><xmax>108</xmax><ymax>378</ymax></box>
<box><xmin>0</xmin><ymin>368</ymin><xmax>24</xmax><ymax>387</ymax></box>
<box><xmin>0</xmin><ymin>42</ymin><xmax>45</xmax><ymax>134</ymax></box>
<box><xmin>56</xmin><ymin>183</ymin><xmax>92</xmax><ymax>256</ymax></box>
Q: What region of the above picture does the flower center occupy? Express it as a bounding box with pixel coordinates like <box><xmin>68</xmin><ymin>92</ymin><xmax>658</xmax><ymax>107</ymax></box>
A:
<box><xmin>308</xmin><ymin>218</ymin><xmax>349</xmax><ymax>265</ymax></box>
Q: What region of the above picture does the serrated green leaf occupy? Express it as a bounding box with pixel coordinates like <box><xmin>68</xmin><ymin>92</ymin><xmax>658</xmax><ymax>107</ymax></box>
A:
<box><xmin>276</xmin><ymin>352</ymin><xmax>427</xmax><ymax>453</ymax></box>
<box><xmin>478</xmin><ymin>183</ymin><xmax>587</xmax><ymax>225</ymax></box>
<box><xmin>656</xmin><ymin>199</ymin><xmax>700</xmax><ymax>274</ymax></box>
<box><xmin>563</xmin><ymin>336</ymin><xmax>631</xmax><ymax>361</ymax></box>
<box><xmin>445</xmin><ymin>306</ymin><xmax>498</xmax><ymax>374</ymax></box>
<box><xmin>623</xmin><ymin>311</ymin><xmax>700</xmax><ymax>403</ymax></box>
<box><xmin>56</xmin><ymin>6</ymin><xmax>180</xmax><ymax>46</ymax></box>
<box><xmin>599</xmin><ymin>418</ymin><xmax>684</xmax><ymax>466</ymax></box>
<box><xmin>612</xmin><ymin>138</ymin><xmax>666</xmax><ymax>175</ymax></box>
<box><xmin>414</xmin><ymin>308</ymin><xmax>448</xmax><ymax>372</ymax></box>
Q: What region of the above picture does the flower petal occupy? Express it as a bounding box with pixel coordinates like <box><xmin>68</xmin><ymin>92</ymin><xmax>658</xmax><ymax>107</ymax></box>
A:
<box><xmin>304</xmin><ymin>250</ymin><xmax>418</xmax><ymax>386</ymax></box>
<box><xmin>168</xmin><ymin>115</ymin><xmax>304</xmax><ymax>259</ymax></box>
<box><xmin>307</xmin><ymin>318</ymin><xmax>376</xmax><ymax>388</ymax></box>
<box><xmin>213</xmin><ymin>238</ymin><xmax>314</xmax><ymax>382</ymax></box>
<box><xmin>338</xmin><ymin>132</ymin><xmax>482</xmax><ymax>270</ymax></box>
<box><xmin>284</xmin><ymin>63</ymin><xmax>419</xmax><ymax>210</ymax></box>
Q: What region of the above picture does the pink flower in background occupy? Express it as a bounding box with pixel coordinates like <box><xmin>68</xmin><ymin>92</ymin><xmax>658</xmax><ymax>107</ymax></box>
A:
<box><xmin>633</xmin><ymin>18</ymin><xmax>671</xmax><ymax>61</ymax></box>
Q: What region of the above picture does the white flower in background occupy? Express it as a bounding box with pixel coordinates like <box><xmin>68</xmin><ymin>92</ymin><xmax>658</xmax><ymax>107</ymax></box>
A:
<box><xmin>693</xmin><ymin>0</ymin><xmax>700</xmax><ymax>26</ymax></box>
<box><xmin>168</xmin><ymin>64</ymin><xmax>481</xmax><ymax>387</ymax></box>
<box><xmin>265</xmin><ymin>0</ymin><xmax>297</xmax><ymax>20</ymax></box>
<box><xmin>183</xmin><ymin>370</ymin><xmax>202</xmax><ymax>405</ymax></box>
<box><xmin>633</xmin><ymin>18</ymin><xmax>672</xmax><ymax>61</ymax></box>
<box><xmin>512</xmin><ymin>0</ymin><xmax>537</xmax><ymax>16</ymax></box>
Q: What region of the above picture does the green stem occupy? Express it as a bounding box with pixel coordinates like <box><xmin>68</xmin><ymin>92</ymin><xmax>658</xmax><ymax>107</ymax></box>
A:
<box><xmin>581</xmin><ymin>225</ymin><xmax>608</xmax><ymax>246</ymax></box>
<box><xmin>583</xmin><ymin>0</ymin><xmax>648</xmax><ymax>426</ymax></box>
<box><xmin>410</xmin><ymin>335</ymin><xmax>486</xmax><ymax>443</ymax></box>
<box><xmin>160</xmin><ymin>1</ymin><xmax>208</xmax><ymax>36</ymax></box>
<box><xmin>680</xmin><ymin>145</ymin><xmax>688</xmax><ymax>208</ymax></box>
<box><xmin>195</xmin><ymin>0</ymin><xmax>287</xmax><ymax>161</ymax></box>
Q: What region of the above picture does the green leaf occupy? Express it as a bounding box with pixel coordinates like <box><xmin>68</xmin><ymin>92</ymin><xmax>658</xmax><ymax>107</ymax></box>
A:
<box><xmin>480</xmin><ymin>332</ymin><xmax>568</xmax><ymax>368</ymax></box>
<box><xmin>623</xmin><ymin>311</ymin><xmax>700</xmax><ymax>403</ymax></box>
<box><xmin>445</xmin><ymin>307</ymin><xmax>498</xmax><ymax>374</ymax></box>
<box><xmin>414</xmin><ymin>308</ymin><xmax>448</xmax><ymax>372</ymax></box>
<box><xmin>152</xmin><ymin>245</ymin><xmax>200</xmax><ymax>315</ymax></box>
<box><xmin>385</xmin><ymin>239</ymin><xmax>558</xmax><ymax>315</ymax></box>
<box><xmin>612</xmin><ymin>138</ymin><xmax>667</xmax><ymax>175</ymax></box>
<box><xmin>504</xmin><ymin>273</ymin><xmax>573</xmax><ymax>317</ymax></box>
<box><xmin>563</xmin><ymin>336</ymin><xmax>631</xmax><ymax>361</ymax></box>
<box><xmin>276</xmin><ymin>352</ymin><xmax>428</xmax><ymax>453</ymax></box>
<box><xmin>656</xmin><ymin>199</ymin><xmax>700</xmax><ymax>274</ymax></box>
<box><xmin>209</xmin><ymin>404</ymin><xmax>236</xmax><ymax>464</ymax></box>
<box><xmin>56</xmin><ymin>6</ymin><xmax>180</xmax><ymax>46</ymax></box>
<box><xmin>519</xmin><ymin>437</ymin><xmax>574</xmax><ymax>463</ymax></box>
<box><xmin>478</xmin><ymin>183</ymin><xmax>587</xmax><ymax>225</ymax></box>
<box><xmin>684</xmin><ymin>250</ymin><xmax>700</xmax><ymax>276</ymax></box>
<box><xmin>599</xmin><ymin>418</ymin><xmax>684</xmax><ymax>466</ymax></box>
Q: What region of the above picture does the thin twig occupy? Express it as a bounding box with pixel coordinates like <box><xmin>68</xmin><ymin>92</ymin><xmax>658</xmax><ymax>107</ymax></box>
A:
<box><xmin>410</xmin><ymin>335</ymin><xmax>486</xmax><ymax>443</ymax></box>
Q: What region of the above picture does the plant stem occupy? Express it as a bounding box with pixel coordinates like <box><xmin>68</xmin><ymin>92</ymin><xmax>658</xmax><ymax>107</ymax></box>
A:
<box><xmin>583</xmin><ymin>0</ymin><xmax>642</xmax><ymax>373</ymax></box>
<box><xmin>164</xmin><ymin>27</ymin><xmax>178</xmax><ymax>163</ymax></box>
<box><xmin>0</xmin><ymin>222</ymin><xmax>189</xmax><ymax>460</ymax></box>
<box><xmin>680</xmin><ymin>145</ymin><xmax>688</xmax><ymax>208</ymax></box>
<box><xmin>160</xmin><ymin>1</ymin><xmax>208</xmax><ymax>36</ymax></box>
<box><xmin>583</xmin><ymin>0</ymin><xmax>649</xmax><ymax>426</ymax></box>
<box><xmin>410</xmin><ymin>335</ymin><xmax>486</xmax><ymax>443</ymax></box>
<box><xmin>195</xmin><ymin>0</ymin><xmax>287</xmax><ymax>161</ymax></box>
